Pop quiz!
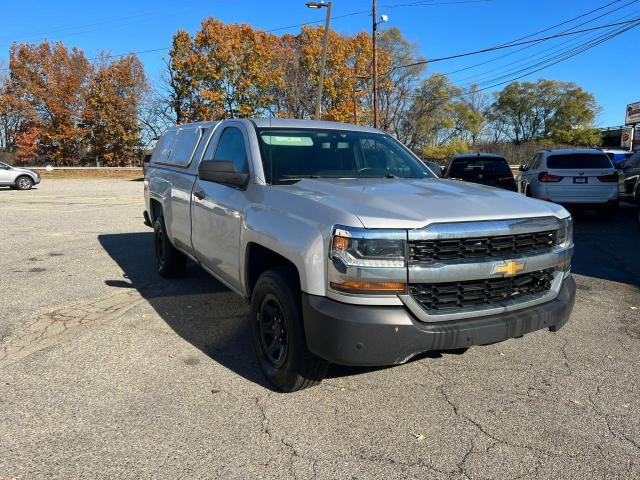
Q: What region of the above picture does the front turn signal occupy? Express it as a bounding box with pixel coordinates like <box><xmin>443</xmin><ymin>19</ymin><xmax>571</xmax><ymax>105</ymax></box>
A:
<box><xmin>329</xmin><ymin>281</ymin><xmax>407</xmax><ymax>295</ymax></box>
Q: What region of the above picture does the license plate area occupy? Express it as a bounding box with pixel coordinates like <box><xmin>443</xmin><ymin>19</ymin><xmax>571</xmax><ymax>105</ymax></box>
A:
<box><xmin>573</xmin><ymin>177</ymin><xmax>588</xmax><ymax>184</ymax></box>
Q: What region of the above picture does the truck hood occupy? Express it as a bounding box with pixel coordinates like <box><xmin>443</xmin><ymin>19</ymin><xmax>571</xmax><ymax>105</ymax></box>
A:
<box><xmin>277</xmin><ymin>178</ymin><xmax>567</xmax><ymax>229</ymax></box>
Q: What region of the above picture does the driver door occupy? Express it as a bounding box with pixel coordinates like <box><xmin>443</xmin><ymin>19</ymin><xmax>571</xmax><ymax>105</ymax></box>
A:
<box><xmin>191</xmin><ymin>123</ymin><xmax>251</xmax><ymax>292</ymax></box>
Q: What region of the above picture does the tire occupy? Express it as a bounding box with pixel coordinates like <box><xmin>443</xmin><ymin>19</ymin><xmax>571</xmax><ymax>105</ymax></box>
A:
<box><xmin>153</xmin><ymin>216</ymin><xmax>186</xmax><ymax>277</ymax></box>
<box><xmin>15</xmin><ymin>176</ymin><xmax>33</xmax><ymax>190</ymax></box>
<box><xmin>250</xmin><ymin>268</ymin><xmax>328</xmax><ymax>392</ymax></box>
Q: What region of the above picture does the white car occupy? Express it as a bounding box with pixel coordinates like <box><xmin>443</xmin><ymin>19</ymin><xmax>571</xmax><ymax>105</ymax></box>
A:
<box><xmin>0</xmin><ymin>161</ymin><xmax>41</xmax><ymax>190</ymax></box>
<box><xmin>516</xmin><ymin>149</ymin><xmax>618</xmax><ymax>212</ymax></box>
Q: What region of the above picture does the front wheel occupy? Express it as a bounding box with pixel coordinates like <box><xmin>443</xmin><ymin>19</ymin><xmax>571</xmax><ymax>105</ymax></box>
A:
<box><xmin>250</xmin><ymin>268</ymin><xmax>328</xmax><ymax>392</ymax></box>
<box><xmin>15</xmin><ymin>176</ymin><xmax>33</xmax><ymax>190</ymax></box>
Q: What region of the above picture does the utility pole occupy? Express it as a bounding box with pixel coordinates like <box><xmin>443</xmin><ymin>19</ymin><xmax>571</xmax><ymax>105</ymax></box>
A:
<box><xmin>372</xmin><ymin>0</ymin><xmax>378</xmax><ymax>128</ymax></box>
<box><xmin>307</xmin><ymin>2</ymin><xmax>332</xmax><ymax>120</ymax></box>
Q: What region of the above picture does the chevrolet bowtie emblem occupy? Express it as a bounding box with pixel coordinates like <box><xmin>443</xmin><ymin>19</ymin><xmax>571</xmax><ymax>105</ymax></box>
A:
<box><xmin>493</xmin><ymin>260</ymin><xmax>525</xmax><ymax>276</ymax></box>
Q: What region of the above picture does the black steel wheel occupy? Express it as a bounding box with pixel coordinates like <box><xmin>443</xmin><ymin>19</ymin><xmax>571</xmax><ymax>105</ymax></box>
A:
<box><xmin>258</xmin><ymin>294</ymin><xmax>289</xmax><ymax>368</ymax></box>
<box><xmin>250</xmin><ymin>268</ymin><xmax>328</xmax><ymax>392</ymax></box>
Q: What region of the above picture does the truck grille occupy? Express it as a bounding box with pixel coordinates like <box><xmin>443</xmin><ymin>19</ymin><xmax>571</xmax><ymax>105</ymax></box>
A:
<box><xmin>409</xmin><ymin>268</ymin><xmax>555</xmax><ymax>313</ymax></box>
<box><xmin>409</xmin><ymin>230</ymin><xmax>557</xmax><ymax>263</ymax></box>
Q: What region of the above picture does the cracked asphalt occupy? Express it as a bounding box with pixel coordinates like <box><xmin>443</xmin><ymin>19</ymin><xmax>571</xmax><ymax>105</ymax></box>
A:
<box><xmin>0</xmin><ymin>179</ymin><xmax>639</xmax><ymax>479</ymax></box>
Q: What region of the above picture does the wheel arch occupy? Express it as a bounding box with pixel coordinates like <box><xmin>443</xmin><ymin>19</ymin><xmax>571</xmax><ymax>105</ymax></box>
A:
<box><xmin>244</xmin><ymin>243</ymin><xmax>301</xmax><ymax>300</ymax></box>
<box><xmin>14</xmin><ymin>174</ymin><xmax>34</xmax><ymax>188</ymax></box>
<box><xmin>149</xmin><ymin>197</ymin><xmax>163</xmax><ymax>223</ymax></box>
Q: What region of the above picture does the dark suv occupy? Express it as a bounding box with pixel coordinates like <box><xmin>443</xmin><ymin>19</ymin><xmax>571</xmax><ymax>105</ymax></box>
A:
<box><xmin>443</xmin><ymin>153</ymin><xmax>517</xmax><ymax>191</ymax></box>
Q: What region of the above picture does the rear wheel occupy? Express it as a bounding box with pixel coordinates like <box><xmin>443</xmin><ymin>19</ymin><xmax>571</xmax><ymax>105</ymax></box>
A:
<box><xmin>15</xmin><ymin>176</ymin><xmax>33</xmax><ymax>190</ymax></box>
<box><xmin>250</xmin><ymin>268</ymin><xmax>328</xmax><ymax>392</ymax></box>
<box><xmin>153</xmin><ymin>216</ymin><xmax>186</xmax><ymax>277</ymax></box>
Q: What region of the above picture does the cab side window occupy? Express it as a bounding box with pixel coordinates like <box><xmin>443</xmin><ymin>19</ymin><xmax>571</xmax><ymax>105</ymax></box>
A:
<box><xmin>205</xmin><ymin>127</ymin><xmax>248</xmax><ymax>173</ymax></box>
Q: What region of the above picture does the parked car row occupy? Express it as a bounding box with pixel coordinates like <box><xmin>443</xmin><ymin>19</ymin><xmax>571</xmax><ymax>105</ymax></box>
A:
<box><xmin>425</xmin><ymin>148</ymin><xmax>640</xmax><ymax>226</ymax></box>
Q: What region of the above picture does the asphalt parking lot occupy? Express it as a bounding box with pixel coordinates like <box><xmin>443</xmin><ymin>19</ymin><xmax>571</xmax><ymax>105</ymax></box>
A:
<box><xmin>1</xmin><ymin>179</ymin><xmax>639</xmax><ymax>480</ymax></box>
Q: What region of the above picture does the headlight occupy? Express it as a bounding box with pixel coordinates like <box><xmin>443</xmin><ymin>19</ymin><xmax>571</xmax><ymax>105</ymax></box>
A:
<box><xmin>556</xmin><ymin>216</ymin><xmax>573</xmax><ymax>276</ymax></box>
<box><xmin>329</xmin><ymin>226</ymin><xmax>406</xmax><ymax>295</ymax></box>
<box><xmin>557</xmin><ymin>216</ymin><xmax>573</xmax><ymax>247</ymax></box>
<box><xmin>331</xmin><ymin>227</ymin><xmax>406</xmax><ymax>267</ymax></box>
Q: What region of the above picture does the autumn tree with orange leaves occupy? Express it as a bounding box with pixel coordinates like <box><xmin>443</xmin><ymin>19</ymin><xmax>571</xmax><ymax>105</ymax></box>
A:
<box><xmin>7</xmin><ymin>41</ymin><xmax>91</xmax><ymax>164</ymax></box>
<box><xmin>1</xmin><ymin>41</ymin><xmax>146</xmax><ymax>165</ymax></box>
<box><xmin>167</xmin><ymin>18</ymin><xmax>390</xmax><ymax>124</ymax></box>
<box><xmin>168</xmin><ymin>19</ymin><xmax>283</xmax><ymax>121</ymax></box>
<box><xmin>82</xmin><ymin>55</ymin><xmax>147</xmax><ymax>166</ymax></box>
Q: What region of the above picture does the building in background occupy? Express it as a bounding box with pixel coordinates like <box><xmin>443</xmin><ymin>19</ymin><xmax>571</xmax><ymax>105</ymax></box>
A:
<box><xmin>599</xmin><ymin>101</ymin><xmax>640</xmax><ymax>151</ymax></box>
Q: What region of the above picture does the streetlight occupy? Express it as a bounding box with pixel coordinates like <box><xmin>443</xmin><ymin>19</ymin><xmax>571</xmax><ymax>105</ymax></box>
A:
<box><xmin>306</xmin><ymin>1</ymin><xmax>332</xmax><ymax>120</ymax></box>
<box><xmin>372</xmin><ymin>0</ymin><xmax>388</xmax><ymax>129</ymax></box>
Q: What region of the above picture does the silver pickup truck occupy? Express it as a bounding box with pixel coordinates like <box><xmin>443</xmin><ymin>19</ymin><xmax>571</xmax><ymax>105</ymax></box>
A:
<box><xmin>144</xmin><ymin>118</ymin><xmax>575</xmax><ymax>392</ymax></box>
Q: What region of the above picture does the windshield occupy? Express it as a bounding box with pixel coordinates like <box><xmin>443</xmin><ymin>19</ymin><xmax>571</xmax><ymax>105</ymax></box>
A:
<box><xmin>547</xmin><ymin>153</ymin><xmax>612</xmax><ymax>169</ymax></box>
<box><xmin>256</xmin><ymin>128</ymin><xmax>433</xmax><ymax>185</ymax></box>
<box><xmin>0</xmin><ymin>161</ymin><xmax>11</xmax><ymax>169</ymax></box>
<box><xmin>449</xmin><ymin>157</ymin><xmax>512</xmax><ymax>179</ymax></box>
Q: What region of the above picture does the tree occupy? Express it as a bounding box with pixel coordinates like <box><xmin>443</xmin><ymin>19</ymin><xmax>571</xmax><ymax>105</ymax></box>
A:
<box><xmin>0</xmin><ymin>62</ymin><xmax>27</xmax><ymax>153</ymax></box>
<box><xmin>82</xmin><ymin>55</ymin><xmax>147</xmax><ymax>165</ymax></box>
<box><xmin>165</xmin><ymin>19</ymin><xmax>389</xmax><ymax>124</ymax></box>
<box><xmin>377</xmin><ymin>27</ymin><xmax>426</xmax><ymax>141</ymax></box>
<box><xmin>280</xmin><ymin>26</ymin><xmax>388</xmax><ymax>123</ymax></box>
<box><xmin>138</xmin><ymin>84</ymin><xmax>176</xmax><ymax>149</ymax></box>
<box><xmin>491</xmin><ymin>79</ymin><xmax>600</xmax><ymax>146</ymax></box>
<box><xmin>8</xmin><ymin>41</ymin><xmax>91</xmax><ymax>164</ymax></box>
<box><xmin>403</xmin><ymin>74</ymin><xmax>481</xmax><ymax>154</ymax></box>
<box><xmin>167</xmin><ymin>19</ymin><xmax>283</xmax><ymax>121</ymax></box>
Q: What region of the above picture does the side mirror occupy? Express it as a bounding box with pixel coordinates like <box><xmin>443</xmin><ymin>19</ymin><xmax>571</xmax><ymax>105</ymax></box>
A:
<box><xmin>198</xmin><ymin>160</ymin><xmax>249</xmax><ymax>188</ymax></box>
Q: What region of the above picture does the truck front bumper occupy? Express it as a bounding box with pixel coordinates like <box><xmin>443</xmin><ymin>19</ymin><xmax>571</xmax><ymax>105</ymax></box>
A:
<box><xmin>302</xmin><ymin>276</ymin><xmax>575</xmax><ymax>366</ymax></box>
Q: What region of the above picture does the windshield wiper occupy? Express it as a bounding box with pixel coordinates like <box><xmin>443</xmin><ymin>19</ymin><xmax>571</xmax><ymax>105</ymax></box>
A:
<box><xmin>275</xmin><ymin>175</ymin><xmax>321</xmax><ymax>184</ymax></box>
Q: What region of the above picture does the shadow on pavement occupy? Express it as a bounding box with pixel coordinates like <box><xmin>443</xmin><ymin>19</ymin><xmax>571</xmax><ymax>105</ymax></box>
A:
<box><xmin>98</xmin><ymin>232</ymin><xmax>271</xmax><ymax>389</ymax></box>
<box><xmin>569</xmin><ymin>203</ymin><xmax>640</xmax><ymax>287</ymax></box>
<box><xmin>98</xmin><ymin>203</ymin><xmax>639</xmax><ymax>387</ymax></box>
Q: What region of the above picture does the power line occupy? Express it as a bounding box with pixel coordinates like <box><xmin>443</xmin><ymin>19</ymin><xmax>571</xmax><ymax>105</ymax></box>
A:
<box><xmin>393</xmin><ymin>17</ymin><xmax>640</xmax><ymax>71</ymax></box>
<box><xmin>383</xmin><ymin>0</ymin><xmax>492</xmax><ymax>8</ymax></box>
<box><xmin>409</xmin><ymin>18</ymin><xmax>640</xmax><ymax>101</ymax></box>
<box><xmin>469</xmin><ymin>19</ymin><xmax>640</xmax><ymax>93</ymax></box>
<box><xmin>442</xmin><ymin>0</ymin><xmax>639</xmax><ymax>77</ymax></box>
<box><xmin>492</xmin><ymin>0</ymin><xmax>628</xmax><ymax>47</ymax></box>
<box><xmin>0</xmin><ymin>0</ymin><xmax>493</xmax><ymax>72</ymax></box>
<box><xmin>457</xmin><ymin>19</ymin><xmax>638</xmax><ymax>89</ymax></box>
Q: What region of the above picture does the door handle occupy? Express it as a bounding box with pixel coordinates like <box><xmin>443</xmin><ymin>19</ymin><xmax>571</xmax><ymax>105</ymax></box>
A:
<box><xmin>193</xmin><ymin>190</ymin><xmax>206</xmax><ymax>200</ymax></box>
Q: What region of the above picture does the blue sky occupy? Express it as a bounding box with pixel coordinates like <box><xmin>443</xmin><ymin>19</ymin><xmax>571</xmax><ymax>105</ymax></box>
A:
<box><xmin>1</xmin><ymin>0</ymin><xmax>638</xmax><ymax>126</ymax></box>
